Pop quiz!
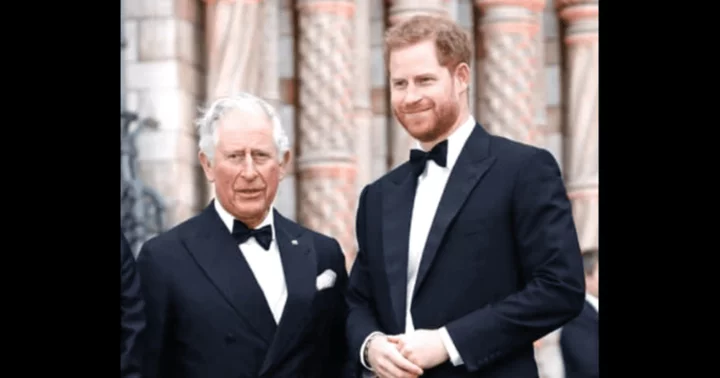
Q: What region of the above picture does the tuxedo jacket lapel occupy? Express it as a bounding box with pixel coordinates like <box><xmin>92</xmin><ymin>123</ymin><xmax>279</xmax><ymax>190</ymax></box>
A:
<box><xmin>259</xmin><ymin>210</ymin><xmax>316</xmax><ymax>376</ymax></box>
<box><xmin>182</xmin><ymin>204</ymin><xmax>277</xmax><ymax>344</ymax></box>
<box><xmin>381</xmin><ymin>165</ymin><xmax>417</xmax><ymax>331</ymax></box>
<box><xmin>412</xmin><ymin>125</ymin><xmax>497</xmax><ymax>299</ymax></box>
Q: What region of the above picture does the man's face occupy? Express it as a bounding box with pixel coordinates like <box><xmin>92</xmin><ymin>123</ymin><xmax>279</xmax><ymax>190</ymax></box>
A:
<box><xmin>389</xmin><ymin>39</ymin><xmax>466</xmax><ymax>143</ymax></box>
<box><xmin>199</xmin><ymin>108</ymin><xmax>289</xmax><ymax>227</ymax></box>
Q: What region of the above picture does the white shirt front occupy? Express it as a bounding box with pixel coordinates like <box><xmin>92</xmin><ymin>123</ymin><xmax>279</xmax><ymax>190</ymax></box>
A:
<box><xmin>405</xmin><ymin>115</ymin><xmax>476</xmax><ymax>364</ymax></box>
<box><xmin>214</xmin><ymin>200</ymin><xmax>288</xmax><ymax>324</ymax></box>
<box><xmin>405</xmin><ymin>115</ymin><xmax>476</xmax><ymax>332</ymax></box>
<box><xmin>360</xmin><ymin>116</ymin><xmax>477</xmax><ymax>372</ymax></box>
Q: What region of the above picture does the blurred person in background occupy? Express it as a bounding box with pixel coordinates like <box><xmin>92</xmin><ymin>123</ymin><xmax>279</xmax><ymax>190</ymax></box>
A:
<box><xmin>560</xmin><ymin>248</ymin><xmax>599</xmax><ymax>378</ymax></box>
<box><xmin>121</xmin><ymin>228</ymin><xmax>145</xmax><ymax>378</ymax></box>
<box><xmin>346</xmin><ymin>15</ymin><xmax>586</xmax><ymax>378</ymax></box>
<box><xmin>136</xmin><ymin>93</ymin><xmax>349</xmax><ymax>378</ymax></box>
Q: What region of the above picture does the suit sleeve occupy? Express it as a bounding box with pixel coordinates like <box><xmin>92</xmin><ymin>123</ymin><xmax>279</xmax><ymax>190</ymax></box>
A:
<box><xmin>317</xmin><ymin>238</ymin><xmax>352</xmax><ymax>378</ymax></box>
<box><xmin>121</xmin><ymin>230</ymin><xmax>145</xmax><ymax>378</ymax></box>
<box><xmin>560</xmin><ymin>314</ymin><xmax>599</xmax><ymax>378</ymax></box>
<box><xmin>445</xmin><ymin>148</ymin><xmax>586</xmax><ymax>372</ymax></box>
<box><xmin>345</xmin><ymin>185</ymin><xmax>383</xmax><ymax>371</ymax></box>
<box><xmin>135</xmin><ymin>242</ymin><xmax>172</xmax><ymax>378</ymax></box>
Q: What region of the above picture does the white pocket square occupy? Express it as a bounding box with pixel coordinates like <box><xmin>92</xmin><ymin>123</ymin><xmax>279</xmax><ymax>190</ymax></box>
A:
<box><xmin>315</xmin><ymin>269</ymin><xmax>337</xmax><ymax>291</ymax></box>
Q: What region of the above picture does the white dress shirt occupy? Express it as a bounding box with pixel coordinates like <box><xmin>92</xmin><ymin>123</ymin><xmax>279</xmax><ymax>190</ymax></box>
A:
<box><xmin>360</xmin><ymin>115</ymin><xmax>477</xmax><ymax>372</ymax></box>
<box><xmin>214</xmin><ymin>200</ymin><xmax>288</xmax><ymax>324</ymax></box>
<box><xmin>586</xmin><ymin>293</ymin><xmax>598</xmax><ymax>313</ymax></box>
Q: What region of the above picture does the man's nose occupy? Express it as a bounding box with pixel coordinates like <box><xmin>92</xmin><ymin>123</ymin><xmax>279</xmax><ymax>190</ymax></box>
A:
<box><xmin>240</xmin><ymin>158</ymin><xmax>259</xmax><ymax>179</ymax></box>
<box><xmin>403</xmin><ymin>85</ymin><xmax>421</xmax><ymax>105</ymax></box>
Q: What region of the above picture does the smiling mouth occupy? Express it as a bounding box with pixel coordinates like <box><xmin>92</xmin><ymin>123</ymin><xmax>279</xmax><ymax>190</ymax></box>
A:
<box><xmin>404</xmin><ymin>109</ymin><xmax>431</xmax><ymax>114</ymax></box>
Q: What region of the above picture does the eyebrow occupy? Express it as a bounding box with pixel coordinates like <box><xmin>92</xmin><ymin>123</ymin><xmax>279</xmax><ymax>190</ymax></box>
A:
<box><xmin>225</xmin><ymin>147</ymin><xmax>273</xmax><ymax>155</ymax></box>
<box><xmin>391</xmin><ymin>73</ymin><xmax>436</xmax><ymax>81</ymax></box>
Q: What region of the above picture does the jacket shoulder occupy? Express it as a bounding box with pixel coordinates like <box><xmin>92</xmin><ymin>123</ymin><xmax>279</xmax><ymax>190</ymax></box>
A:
<box><xmin>138</xmin><ymin>213</ymin><xmax>203</xmax><ymax>259</ymax></box>
<box><xmin>356</xmin><ymin>162</ymin><xmax>409</xmax><ymax>201</ymax></box>
<box><xmin>487</xmin><ymin>134</ymin><xmax>559</xmax><ymax>169</ymax></box>
<box><xmin>298</xmin><ymin>223</ymin><xmax>343</xmax><ymax>252</ymax></box>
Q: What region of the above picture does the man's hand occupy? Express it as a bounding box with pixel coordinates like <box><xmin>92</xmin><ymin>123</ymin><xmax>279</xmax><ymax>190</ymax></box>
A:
<box><xmin>388</xmin><ymin>329</ymin><xmax>449</xmax><ymax>369</ymax></box>
<box><xmin>367</xmin><ymin>334</ymin><xmax>424</xmax><ymax>378</ymax></box>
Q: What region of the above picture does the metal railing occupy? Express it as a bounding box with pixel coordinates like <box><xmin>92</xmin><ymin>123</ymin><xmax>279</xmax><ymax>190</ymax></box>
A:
<box><xmin>121</xmin><ymin>111</ymin><xmax>166</xmax><ymax>255</ymax></box>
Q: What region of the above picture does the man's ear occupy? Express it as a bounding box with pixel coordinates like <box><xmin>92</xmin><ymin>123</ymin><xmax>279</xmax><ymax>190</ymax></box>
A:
<box><xmin>279</xmin><ymin>150</ymin><xmax>291</xmax><ymax>180</ymax></box>
<box><xmin>198</xmin><ymin>151</ymin><xmax>215</xmax><ymax>182</ymax></box>
<box><xmin>453</xmin><ymin>62</ymin><xmax>471</xmax><ymax>95</ymax></box>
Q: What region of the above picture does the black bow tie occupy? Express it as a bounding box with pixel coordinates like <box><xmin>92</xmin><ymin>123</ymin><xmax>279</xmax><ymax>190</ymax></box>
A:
<box><xmin>409</xmin><ymin>140</ymin><xmax>448</xmax><ymax>176</ymax></box>
<box><xmin>232</xmin><ymin>220</ymin><xmax>273</xmax><ymax>251</ymax></box>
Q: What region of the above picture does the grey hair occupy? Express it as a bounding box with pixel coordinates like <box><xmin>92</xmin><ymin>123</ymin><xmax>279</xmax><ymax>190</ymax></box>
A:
<box><xmin>194</xmin><ymin>93</ymin><xmax>290</xmax><ymax>162</ymax></box>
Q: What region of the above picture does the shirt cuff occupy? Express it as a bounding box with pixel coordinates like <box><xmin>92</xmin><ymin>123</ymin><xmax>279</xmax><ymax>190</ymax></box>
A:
<box><xmin>438</xmin><ymin>326</ymin><xmax>464</xmax><ymax>366</ymax></box>
<box><xmin>359</xmin><ymin>331</ymin><xmax>384</xmax><ymax>371</ymax></box>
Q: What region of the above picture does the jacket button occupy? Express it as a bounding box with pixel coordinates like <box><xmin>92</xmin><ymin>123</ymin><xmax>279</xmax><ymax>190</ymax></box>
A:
<box><xmin>225</xmin><ymin>333</ymin><xmax>236</xmax><ymax>343</ymax></box>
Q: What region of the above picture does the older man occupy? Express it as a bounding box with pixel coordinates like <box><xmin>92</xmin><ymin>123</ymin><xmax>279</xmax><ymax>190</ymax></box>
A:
<box><xmin>136</xmin><ymin>93</ymin><xmax>349</xmax><ymax>378</ymax></box>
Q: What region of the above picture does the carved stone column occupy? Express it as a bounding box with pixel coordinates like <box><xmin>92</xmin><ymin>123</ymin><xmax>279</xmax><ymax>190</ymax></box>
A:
<box><xmin>257</xmin><ymin>0</ymin><xmax>295</xmax><ymax>218</ymax></box>
<box><xmin>558</xmin><ymin>0</ymin><xmax>598</xmax><ymax>251</ymax></box>
<box><xmin>204</xmin><ymin>0</ymin><xmax>264</xmax><ymax>100</ymax></box>
<box><xmin>353</xmin><ymin>0</ymin><xmax>372</xmax><ymax>197</ymax></box>
<box><xmin>474</xmin><ymin>0</ymin><xmax>545</xmax><ymax>145</ymax></box>
<box><xmin>296</xmin><ymin>0</ymin><xmax>357</xmax><ymax>269</ymax></box>
<box><xmin>387</xmin><ymin>0</ymin><xmax>449</xmax><ymax>169</ymax></box>
<box><xmin>369</xmin><ymin>0</ymin><xmax>389</xmax><ymax>182</ymax></box>
<box><xmin>533</xmin><ymin>6</ymin><xmax>546</xmax><ymax>148</ymax></box>
<box><xmin>259</xmin><ymin>0</ymin><xmax>281</xmax><ymax>109</ymax></box>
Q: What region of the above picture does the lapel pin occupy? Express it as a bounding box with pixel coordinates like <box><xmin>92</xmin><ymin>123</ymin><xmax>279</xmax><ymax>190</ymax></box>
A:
<box><xmin>291</xmin><ymin>240</ymin><xmax>298</xmax><ymax>245</ymax></box>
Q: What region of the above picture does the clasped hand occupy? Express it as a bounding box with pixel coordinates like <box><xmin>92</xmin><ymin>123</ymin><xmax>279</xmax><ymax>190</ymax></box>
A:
<box><xmin>367</xmin><ymin>329</ymin><xmax>449</xmax><ymax>378</ymax></box>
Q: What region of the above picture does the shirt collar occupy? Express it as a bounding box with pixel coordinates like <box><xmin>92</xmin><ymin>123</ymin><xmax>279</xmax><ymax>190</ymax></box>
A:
<box><xmin>414</xmin><ymin>115</ymin><xmax>476</xmax><ymax>171</ymax></box>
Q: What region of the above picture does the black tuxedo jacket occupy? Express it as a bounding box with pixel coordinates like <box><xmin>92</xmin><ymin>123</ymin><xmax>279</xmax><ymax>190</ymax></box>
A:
<box><xmin>346</xmin><ymin>123</ymin><xmax>586</xmax><ymax>377</ymax></box>
<box><xmin>136</xmin><ymin>204</ymin><xmax>349</xmax><ymax>378</ymax></box>
<box><xmin>121</xmin><ymin>228</ymin><xmax>145</xmax><ymax>378</ymax></box>
<box><xmin>560</xmin><ymin>301</ymin><xmax>598</xmax><ymax>378</ymax></box>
